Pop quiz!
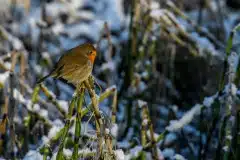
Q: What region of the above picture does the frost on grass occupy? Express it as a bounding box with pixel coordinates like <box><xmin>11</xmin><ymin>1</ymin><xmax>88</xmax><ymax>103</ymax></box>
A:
<box><xmin>39</xmin><ymin>109</ymin><xmax>48</xmax><ymax>119</ymax></box>
<box><xmin>222</xmin><ymin>146</ymin><xmax>229</xmax><ymax>152</ymax></box>
<box><xmin>45</xmin><ymin>1</ymin><xmax>84</xmax><ymax>19</ymax></box>
<box><xmin>23</xmin><ymin>150</ymin><xmax>43</xmax><ymax>160</ymax></box>
<box><xmin>230</xmin><ymin>84</ymin><xmax>238</xmax><ymax>96</ymax></box>
<box><xmin>105</xmin><ymin>85</ymin><xmax>117</xmax><ymax>92</ymax></box>
<box><xmin>162</xmin><ymin>148</ymin><xmax>175</xmax><ymax>158</ymax></box>
<box><xmin>127</xmin><ymin>146</ymin><xmax>143</xmax><ymax>158</ymax></box>
<box><xmin>47</xmin><ymin>88</ymin><xmax>57</xmax><ymax>99</ymax></box>
<box><xmin>99</xmin><ymin>0</ymin><xmax>125</xmax><ymax>31</ymax></box>
<box><xmin>33</xmin><ymin>64</ymin><xmax>42</xmax><ymax>75</ymax></box>
<box><xmin>111</xmin><ymin>123</ymin><xmax>118</xmax><ymax>138</ymax></box>
<box><xmin>105</xmin><ymin>128</ymin><xmax>110</xmax><ymax>134</ymax></box>
<box><xmin>4</xmin><ymin>62</ymin><xmax>11</xmax><ymax>70</ymax></box>
<box><xmin>78</xmin><ymin>148</ymin><xmax>94</xmax><ymax>154</ymax></box>
<box><xmin>164</xmin><ymin>133</ymin><xmax>177</xmax><ymax>145</ymax></box>
<box><xmin>166</xmin><ymin>104</ymin><xmax>203</xmax><ymax>132</ymax></box>
<box><xmin>100</xmin><ymin>61</ymin><xmax>116</xmax><ymax>71</ymax></box>
<box><xmin>58</xmin><ymin>100</ymin><xmax>69</xmax><ymax>113</ymax></box>
<box><xmin>81</xmin><ymin>122</ymin><xmax>96</xmax><ymax>138</ymax></box>
<box><xmin>41</xmin><ymin>136</ymin><xmax>50</xmax><ymax>144</ymax></box>
<box><xmin>13</xmin><ymin>89</ymin><xmax>27</xmax><ymax>104</ymax></box>
<box><xmin>117</xmin><ymin>140</ymin><xmax>131</xmax><ymax>149</ymax></box>
<box><xmin>138</xmin><ymin>100</ymin><xmax>147</xmax><ymax>108</ymax></box>
<box><xmin>51</xmin><ymin>23</ymin><xmax>64</xmax><ymax>35</ymax></box>
<box><xmin>114</xmin><ymin>149</ymin><xmax>125</xmax><ymax>160</ymax></box>
<box><xmin>75</xmin><ymin>10</ymin><xmax>95</xmax><ymax>21</ymax></box>
<box><xmin>142</xmin><ymin>119</ymin><xmax>148</xmax><ymax>126</ymax></box>
<box><xmin>224</xmin><ymin>83</ymin><xmax>238</xmax><ymax>96</ymax></box>
<box><xmin>32</xmin><ymin>103</ymin><xmax>40</xmax><ymax>112</ymax></box>
<box><xmin>174</xmin><ymin>154</ymin><xmax>187</xmax><ymax>160</ymax></box>
<box><xmin>150</xmin><ymin>0</ymin><xmax>160</xmax><ymax>10</ymax></box>
<box><xmin>65</xmin><ymin>22</ymin><xmax>100</xmax><ymax>40</ymax></box>
<box><xmin>150</xmin><ymin>9</ymin><xmax>165</xmax><ymax>19</ymax></box>
<box><xmin>0</xmin><ymin>0</ymin><xmax>10</xmax><ymax>15</ymax></box>
<box><xmin>146</xmin><ymin>130</ymin><xmax>159</xmax><ymax>140</ymax></box>
<box><xmin>48</xmin><ymin>119</ymin><xmax>64</xmax><ymax>139</ymax></box>
<box><xmin>0</xmin><ymin>26</ymin><xmax>24</xmax><ymax>50</ymax></box>
<box><xmin>0</xmin><ymin>71</ymin><xmax>9</xmax><ymax>85</ymax></box>
<box><xmin>203</xmin><ymin>95</ymin><xmax>215</xmax><ymax>107</ymax></box>
<box><xmin>226</xmin><ymin>135</ymin><xmax>232</xmax><ymax>140</ymax></box>
<box><xmin>48</xmin><ymin>125</ymin><xmax>62</xmax><ymax>139</ymax></box>
<box><xmin>63</xmin><ymin>148</ymin><xmax>72</xmax><ymax>157</ymax></box>
<box><xmin>190</xmin><ymin>32</ymin><xmax>219</xmax><ymax>56</ymax></box>
<box><xmin>228</xmin><ymin>52</ymin><xmax>239</xmax><ymax>76</ymax></box>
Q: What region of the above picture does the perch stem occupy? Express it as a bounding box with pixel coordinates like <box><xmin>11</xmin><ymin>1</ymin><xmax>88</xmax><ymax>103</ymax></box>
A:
<box><xmin>72</xmin><ymin>88</ymin><xmax>85</xmax><ymax>160</ymax></box>
<box><xmin>56</xmin><ymin>95</ymin><xmax>77</xmax><ymax>159</ymax></box>
<box><xmin>83</xmin><ymin>77</ymin><xmax>104</xmax><ymax>157</ymax></box>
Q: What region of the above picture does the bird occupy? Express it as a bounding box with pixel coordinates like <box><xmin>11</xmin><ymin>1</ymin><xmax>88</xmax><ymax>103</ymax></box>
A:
<box><xmin>37</xmin><ymin>43</ymin><xmax>97</xmax><ymax>87</ymax></box>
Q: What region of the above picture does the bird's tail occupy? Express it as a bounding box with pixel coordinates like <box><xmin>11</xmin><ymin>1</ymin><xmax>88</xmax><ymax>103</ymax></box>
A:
<box><xmin>37</xmin><ymin>74</ymin><xmax>51</xmax><ymax>84</ymax></box>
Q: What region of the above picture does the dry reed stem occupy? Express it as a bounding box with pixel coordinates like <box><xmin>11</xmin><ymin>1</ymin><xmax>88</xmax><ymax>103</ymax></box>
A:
<box><xmin>39</xmin><ymin>83</ymin><xmax>66</xmax><ymax>117</ymax></box>
<box><xmin>20</xmin><ymin>53</ymin><xmax>26</xmax><ymax>94</ymax></box>
<box><xmin>105</xmin><ymin>128</ymin><xmax>114</xmax><ymax>157</ymax></box>
<box><xmin>141</xmin><ymin>103</ymin><xmax>159</xmax><ymax>159</ymax></box>
<box><xmin>72</xmin><ymin>88</ymin><xmax>85</xmax><ymax>160</ymax></box>
<box><xmin>104</xmin><ymin>22</ymin><xmax>113</xmax><ymax>61</ymax></box>
<box><xmin>9</xmin><ymin>73</ymin><xmax>16</xmax><ymax>158</ymax></box>
<box><xmin>10</xmin><ymin>51</ymin><xmax>19</xmax><ymax>72</ymax></box>
<box><xmin>83</xmin><ymin>77</ymin><xmax>104</xmax><ymax>158</ymax></box>
<box><xmin>111</xmin><ymin>89</ymin><xmax>117</xmax><ymax>124</ymax></box>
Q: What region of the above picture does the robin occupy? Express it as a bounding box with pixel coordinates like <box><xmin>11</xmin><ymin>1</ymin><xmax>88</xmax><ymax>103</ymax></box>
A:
<box><xmin>37</xmin><ymin>43</ymin><xmax>97</xmax><ymax>87</ymax></box>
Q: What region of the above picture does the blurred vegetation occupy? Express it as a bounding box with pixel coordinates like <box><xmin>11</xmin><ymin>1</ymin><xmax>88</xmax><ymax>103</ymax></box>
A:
<box><xmin>0</xmin><ymin>0</ymin><xmax>239</xmax><ymax>159</ymax></box>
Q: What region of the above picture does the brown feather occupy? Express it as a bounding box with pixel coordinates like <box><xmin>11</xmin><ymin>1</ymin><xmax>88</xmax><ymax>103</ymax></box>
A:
<box><xmin>37</xmin><ymin>43</ymin><xmax>96</xmax><ymax>85</ymax></box>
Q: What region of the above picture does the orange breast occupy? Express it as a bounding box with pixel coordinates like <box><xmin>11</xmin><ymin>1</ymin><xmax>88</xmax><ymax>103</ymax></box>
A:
<box><xmin>88</xmin><ymin>51</ymin><xmax>97</xmax><ymax>64</ymax></box>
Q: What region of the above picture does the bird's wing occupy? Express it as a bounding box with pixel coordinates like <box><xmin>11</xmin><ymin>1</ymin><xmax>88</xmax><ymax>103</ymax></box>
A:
<box><xmin>57</xmin><ymin>48</ymin><xmax>88</xmax><ymax>67</ymax></box>
<box><xmin>51</xmin><ymin>59</ymin><xmax>90</xmax><ymax>79</ymax></box>
<box><xmin>57</xmin><ymin>64</ymin><xmax>81</xmax><ymax>78</ymax></box>
<box><xmin>50</xmin><ymin>48</ymin><xmax>89</xmax><ymax>77</ymax></box>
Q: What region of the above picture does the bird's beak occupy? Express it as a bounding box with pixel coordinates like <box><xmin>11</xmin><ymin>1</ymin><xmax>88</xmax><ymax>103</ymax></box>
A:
<box><xmin>88</xmin><ymin>50</ymin><xmax>97</xmax><ymax>64</ymax></box>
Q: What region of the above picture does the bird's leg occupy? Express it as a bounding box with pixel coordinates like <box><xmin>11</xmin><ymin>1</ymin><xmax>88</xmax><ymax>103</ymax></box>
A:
<box><xmin>76</xmin><ymin>82</ymin><xmax>85</xmax><ymax>93</ymax></box>
<box><xmin>88</xmin><ymin>75</ymin><xmax>95</xmax><ymax>88</ymax></box>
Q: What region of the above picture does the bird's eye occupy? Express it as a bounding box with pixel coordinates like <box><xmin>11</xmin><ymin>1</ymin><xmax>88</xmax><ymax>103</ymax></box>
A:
<box><xmin>88</xmin><ymin>51</ymin><xmax>92</xmax><ymax>55</ymax></box>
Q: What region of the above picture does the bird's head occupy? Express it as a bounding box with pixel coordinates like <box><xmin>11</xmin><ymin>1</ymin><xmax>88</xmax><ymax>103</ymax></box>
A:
<box><xmin>82</xmin><ymin>43</ymin><xmax>97</xmax><ymax>64</ymax></box>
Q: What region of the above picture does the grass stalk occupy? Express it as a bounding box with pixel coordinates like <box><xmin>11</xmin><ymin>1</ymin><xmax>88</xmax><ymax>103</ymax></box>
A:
<box><xmin>72</xmin><ymin>88</ymin><xmax>85</xmax><ymax>160</ymax></box>
<box><xmin>20</xmin><ymin>53</ymin><xmax>26</xmax><ymax>94</ymax></box>
<box><xmin>111</xmin><ymin>89</ymin><xmax>117</xmax><ymax>124</ymax></box>
<box><xmin>40</xmin><ymin>145</ymin><xmax>51</xmax><ymax>160</ymax></box>
<box><xmin>39</xmin><ymin>84</ymin><xmax>66</xmax><ymax>117</ymax></box>
<box><xmin>166</xmin><ymin>1</ymin><xmax>224</xmax><ymax>49</ymax></box>
<box><xmin>81</xmin><ymin>86</ymin><xmax>116</xmax><ymax>117</ymax></box>
<box><xmin>83</xmin><ymin>77</ymin><xmax>104</xmax><ymax>158</ymax></box>
<box><xmin>8</xmin><ymin>72</ymin><xmax>16</xmax><ymax>158</ymax></box>
<box><xmin>105</xmin><ymin>128</ymin><xmax>115</xmax><ymax>158</ymax></box>
<box><xmin>56</xmin><ymin>95</ymin><xmax>77</xmax><ymax>159</ymax></box>
<box><xmin>140</xmin><ymin>101</ymin><xmax>159</xmax><ymax>159</ymax></box>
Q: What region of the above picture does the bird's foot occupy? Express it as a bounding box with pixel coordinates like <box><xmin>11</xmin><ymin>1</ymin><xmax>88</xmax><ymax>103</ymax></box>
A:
<box><xmin>75</xmin><ymin>82</ymin><xmax>85</xmax><ymax>94</ymax></box>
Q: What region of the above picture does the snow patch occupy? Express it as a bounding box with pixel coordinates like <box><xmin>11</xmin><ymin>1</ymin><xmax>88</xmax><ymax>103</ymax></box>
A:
<box><xmin>138</xmin><ymin>100</ymin><xmax>147</xmax><ymax>108</ymax></box>
<box><xmin>0</xmin><ymin>71</ymin><xmax>9</xmax><ymax>84</ymax></box>
<box><xmin>14</xmin><ymin>89</ymin><xmax>27</xmax><ymax>104</ymax></box>
<box><xmin>203</xmin><ymin>96</ymin><xmax>215</xmax><ymax>107</ymax></box>
<box><xmin>174</xmin><ymin>154</ymin><xmax>187</xmax><ymax>160</ymax></box>
<box><xmin>111</xmin><ymin>123</ymin><xmax>118</xmax><ymax>138</ymax></box>
<box><xmin>166</xmin><ymin>104</ymin><xmax>202</xmax><ymax>132</ymax></box>
<box><xmin>114</xmin><ymin>149</ymin><xmax>125</xmax><ymax>160</ymax></box>
<box><xmin>23</xmin><ymin>150</ymin><xmax>43</xmax><ymax>160</ymax></box>
<box><xmin>162</xmin><ymin>148</ymin><xmax>175</xmax><ymax>158</ymax></box>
